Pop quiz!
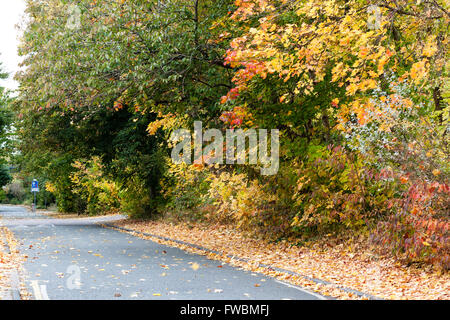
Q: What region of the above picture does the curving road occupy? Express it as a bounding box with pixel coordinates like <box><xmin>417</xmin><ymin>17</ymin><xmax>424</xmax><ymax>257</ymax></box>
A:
<box><xmin>0</xmin><ymin>205</ymin><xmax>324</xmax><ymax>300</ymax></box>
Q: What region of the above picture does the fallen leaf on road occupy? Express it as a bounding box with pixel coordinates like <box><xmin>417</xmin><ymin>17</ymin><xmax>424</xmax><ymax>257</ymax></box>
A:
<box><xmin>191</xmin><ymin>263</ymin><xmax>200</xmax><ymax>271</ymax></box>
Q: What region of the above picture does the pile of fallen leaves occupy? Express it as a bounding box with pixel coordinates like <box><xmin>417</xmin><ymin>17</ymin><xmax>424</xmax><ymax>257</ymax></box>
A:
<box><xmin>109</xmin><ymin>219</ymin><xmax>449</xmax><ymax>300</ymax></box>
<box><xmin>0</xmin><ymin>227</ymin><xmax>15</xmax><ymax>299</ymax></box>
<box><xmin>0</xmin><ymin>227</ymin><xmax>30</xmax><ymax>300</ymax></box>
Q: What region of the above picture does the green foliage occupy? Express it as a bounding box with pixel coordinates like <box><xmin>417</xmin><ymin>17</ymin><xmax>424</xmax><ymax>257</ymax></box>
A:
<box><xmin>13</xmin><ymin>0</ymin><xmax>236</xmax><ymax>217</ymax></box>
<box><xmin>0</xmin><ymin>166</ymin><xmax>12</xmax><ymax>188</ymax></box>
<box><xmin>108</xmin><ymin>112</ymin><xmax>167</xmax><ymax>216</ymax></box>
<box><xmin>16</xmin><ymin>0</ymin><xmax>234</xmax><ymax>124</ymax></box>
<box><xmin>0</xmin><ymin>189</ymin><xmax>6</xmax><ymax>203</ymax></box>
<box><xmin>163</xmin><ymin>162</ymin><xmax>211</xmax><ymax>213</ymax></box>
<box><xmin>118</xmin><ymin>176</ymin><xmax>154</xmax><ymax>219</ymax></box>
<box><xmin>46</xmin><ymin>155</ymin><xmax>84</xmax><ymax>213</ymax></box>
<box><xmin>0</xmin><ymin>61</ymin><xmax>14</xmax><ymax>163</ymax></box>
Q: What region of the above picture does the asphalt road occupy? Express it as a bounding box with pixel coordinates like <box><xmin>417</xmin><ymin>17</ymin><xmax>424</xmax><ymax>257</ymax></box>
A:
<box><xmin>0</xmin><ymin>205</ymin><xmax>323</xmax><ymax>300</ymax></box>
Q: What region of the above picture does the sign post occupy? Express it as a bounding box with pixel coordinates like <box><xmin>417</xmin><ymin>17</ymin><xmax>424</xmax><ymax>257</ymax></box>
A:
<box><xmin>31</xmin><ymin>179</ymin><xmax>39</xmax><ymax>212</ymax></box>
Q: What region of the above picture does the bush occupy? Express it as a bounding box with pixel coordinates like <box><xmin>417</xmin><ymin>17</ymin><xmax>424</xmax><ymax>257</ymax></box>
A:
<box><xmin>205</xmin><ymin>170</ymin><xmax>297</xmax><ymax>240</ymax></box>
<box><xmin>342</xmin><ymin>83</ymin><xmax>450</xmax><ymax>270</ymax></box>
<box><xmin>44</xmin><ymin>156</ymin><xmax>84</xmax><ymax>213</ymax></box>
<box><xmin>119</xmin><ymin>175</ymin><xmax>154</xmax><ymax>218</ymax></box>
<box><xmin>291</xmin><ymin>145</ymin><xmax>394</xmax><ymax>236</ymax></box>
<box><xmin>163</xmin><ymin>162</ymin><xmax>211</xmax><ymax>214</ymax></box>
<box><xmin>367</xmin><ymin>118</ymin><xmax>450</xmax><ymax>270</ymax></box>
<box><xmin>0</xmin><ymin>189</ymin><xmax>7</xmax><ymax>203</ymax></box>
<box><xmin>70</xmin><ymin>157</ymin><xmax>120</xmax><ymax>215</ymax></box>
<box><xmin>4</xmin><ymin>180</ymin><xmax>26</xmax><ymax>203</ymax></box>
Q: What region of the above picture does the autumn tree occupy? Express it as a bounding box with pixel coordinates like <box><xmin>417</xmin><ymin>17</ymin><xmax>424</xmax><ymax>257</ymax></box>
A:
<box><xmin>220</xmin><ymin>0</ymin><xmax>448</xmax><ymax>132</ymax></box>
<box><xmin>14</xmin><ymin>0</ymin><xmax>235</xmax><ymax>214</ymax></box>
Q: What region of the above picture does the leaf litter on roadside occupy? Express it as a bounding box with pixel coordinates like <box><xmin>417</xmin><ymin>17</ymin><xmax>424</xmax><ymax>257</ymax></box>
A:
<box><xmin>108</xmin><ymin>220</ymin><xmax>449</xmax><ymax>300</ymax></box>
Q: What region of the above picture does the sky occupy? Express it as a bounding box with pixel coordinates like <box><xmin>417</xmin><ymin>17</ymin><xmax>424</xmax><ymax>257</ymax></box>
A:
<box><xmin>0</xmin><ymin>0</ymin><xmax>27</xmax><ymax>91</ymax></box>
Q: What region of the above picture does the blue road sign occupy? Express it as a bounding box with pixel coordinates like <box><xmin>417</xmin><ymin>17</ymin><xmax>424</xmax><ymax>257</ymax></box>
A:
<box><xmin>31</xmin><ymin>180</ymin><xmax>39</xmax><ymax>192</ymax></box>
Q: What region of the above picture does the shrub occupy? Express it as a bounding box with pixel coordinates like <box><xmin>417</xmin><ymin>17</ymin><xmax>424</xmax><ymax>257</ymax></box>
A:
<box><xmin>206</xmin><ymin>171</ymin><xmax>289</xmax><ymax>238</ymax></box>
<box><xmin>119</xmin><ymin>175</ymin><xmax>154</xmax><ymax>218</ymax></box>
<box><xmin>162</xmin><ymin>162</ymin><xmax>211</xmax><ymax>214</ymax></box>
<box><xmin>0</xmin><ymin>189</ymin><xmax>7</xmax><ymax>203</ymax></box>
<box><xmin>70</xmin><ymin>157</ymin><xmax>120</xmax><ymax>215</ymax></box>
<box><xmin>291</xmin><ymin>145</ymin><xmax>394</xmax><ymax>235</ymax></box>
<box><xmin>368</xmin><ymin>120</ymin><xmax>450</xmax><ymax>270</ymax></box>
<box><xmin>342</xmin><ymin>82</ymin><xmax>450</xmax><ymax>270</ymax></box>
<box><xmin>4</xmin><ymin>180</ymin><xmax>26</xmax><ymax>203</ymax></box>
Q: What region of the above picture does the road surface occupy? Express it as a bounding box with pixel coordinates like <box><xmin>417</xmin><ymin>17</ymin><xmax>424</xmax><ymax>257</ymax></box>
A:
<box><xmin>0</xmin><ymin>205</ymin><xmax>323</xmax><ymax>300</ymax></box>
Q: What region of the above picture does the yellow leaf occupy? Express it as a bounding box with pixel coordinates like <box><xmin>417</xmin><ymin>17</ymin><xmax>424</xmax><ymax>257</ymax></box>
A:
<box><xmin>191</xmin><ymin>263</ymin><xmax>200</xmax><ymax>271</ymax></box>
<box><xmin>432</xmin><ymin>169</ymin><xmax>441</xmax><ymax>176</ymax></box>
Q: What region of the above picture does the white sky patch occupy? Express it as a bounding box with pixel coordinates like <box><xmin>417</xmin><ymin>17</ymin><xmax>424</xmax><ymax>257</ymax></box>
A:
<box><xmin>0</xmin><ymin>0</ymin><xmax>26</xmax><ymax>91</ymax></box>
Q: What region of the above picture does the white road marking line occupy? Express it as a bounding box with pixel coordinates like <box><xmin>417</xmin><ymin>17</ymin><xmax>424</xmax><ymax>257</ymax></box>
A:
<box><xmin>40</xmin><ymin>285</ymin><xmax>50</xmax><ymax>300</ymax></box>
<box><xmin>30</xmin><ymin>281</ymin><xmax>42</xmax><ymax>300</ymax></box>
<box><xmin>30</xmin><ymin>280</ymin><xmax>50</xmax><ymax>300</ymax></box>
<box><xmin>275</xmin><ymin>280</ymin><xmax>327</xmax><ymax>300</ymax></box>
